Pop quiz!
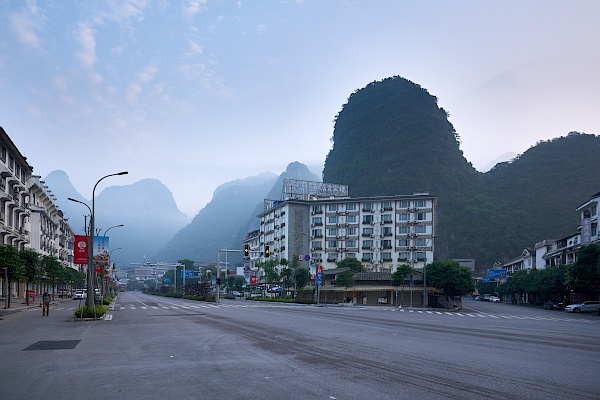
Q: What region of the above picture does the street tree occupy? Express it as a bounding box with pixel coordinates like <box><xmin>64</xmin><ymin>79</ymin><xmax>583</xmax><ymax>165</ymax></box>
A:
<box><xmin>41</xmin><ymin>255</ymin><xmax>63</xmax><ymax>298</ymax></box>
<box><xmin>294</xmin><ymin>267</ymin><xmax>310</xmax><ymax>290</ymax></box>
<box><xmin>567</xmin><ymin>244</ymin><xmax>600</xmax><ymax>298</ymax></box>
<box><xmin>335</xmin><ymin>270</ymin><xmax>355</xmax><ymax>302</ymax></box>
<box><xmin>426</xmin><ymin>260</ymin><xmax>475</xmax><ymax>300</ymax></box>
<box><xmin>0</xmin><ymin>244</ymin><xmax>22</xmax><ymax>308</ymax></box>
<box><xmin>337</xmin><ymin>257</ymin><xmax>363</xmax><ymax>272</ymax></box>
<box><xmin>19</xmin><ymin>248</ymin><xmax>42</xmax><ymax>305</ymax></box>
<box><xmin>391</xmin><ymin>264</ymin><xmax>412</xmax><ymax>306</ymax></box>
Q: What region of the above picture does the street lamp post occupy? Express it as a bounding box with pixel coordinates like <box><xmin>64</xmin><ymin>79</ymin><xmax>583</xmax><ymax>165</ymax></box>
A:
<box><xmin>79</xmin><ymin>172</ymin><xmax>128</xmax><ymax>309</ymax></box>
<box><xmin>103</xmin><ymin>224</ymin><xmax>124</xmax><ymax>237</ymax></box>
<box><xmin>422</xmin><ymin>236</ymin><xmax>436</xmax><ymax>308</ymax></box>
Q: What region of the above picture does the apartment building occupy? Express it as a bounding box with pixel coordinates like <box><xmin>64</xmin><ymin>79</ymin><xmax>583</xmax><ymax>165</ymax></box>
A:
<box><xmin>0</xmin><ymin>127</ymin><xmax>75</xmax><ymax>301</ymax></box>
<box><xmin>500</xmin><ymin>191</ymin><xmax>599</xmax><ymax>275</ymax></box>
<box><xmin>253</xmin><ymin>180</ymin><xmax>436</xmax><ymax>274</ymax></box>
<box><xmin>28</xmin><ymin>175</ymin><xmax>74</xmax><ymax>269</ymax></box>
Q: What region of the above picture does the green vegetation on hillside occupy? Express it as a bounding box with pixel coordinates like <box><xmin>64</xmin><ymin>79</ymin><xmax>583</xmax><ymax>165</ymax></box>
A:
<box><xmin>323</xmin><ymin>76</ymin><xmax>600</xmax><ymax>272</ymax></box>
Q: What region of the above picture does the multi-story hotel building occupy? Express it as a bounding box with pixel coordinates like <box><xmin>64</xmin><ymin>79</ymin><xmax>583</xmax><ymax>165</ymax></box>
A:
<box><xmin>253</xmin><ymin>180</ymin><xmax>436</xmax><ymax>274</ymax></box>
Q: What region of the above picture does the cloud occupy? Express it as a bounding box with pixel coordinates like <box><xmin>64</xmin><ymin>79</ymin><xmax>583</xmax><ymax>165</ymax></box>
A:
<box><xmin>126</xmin><ymin>82</ymin><xmax>143</xmax><ymax>103</ymax></box>
<box><xmin>76</xmin><ymin>22</ymin><xmax>97</xmax><ymax>68</ymax></box>
<box><xmin>188</xmin><ymin>39</ymin><xmax>203</xmax><ymax>54</ymax></box>
<box><xmin>138</xmin><ymin>64</ymin><xmax>158</xmax><ymax>83</ymax></box>
<box><xmin>184</xmin><ymin>0</ymin><xmax>207</xmax><ymax>16</ymax></box>
<box><xmin>256</xmin><ymin>24</ymin><xmax>267</xmax><ymax>34</ymax></box>
<box><xmin>9</xmin><ymin>3</ymin><xmax>44</xmax><ymax>48</ymax></box>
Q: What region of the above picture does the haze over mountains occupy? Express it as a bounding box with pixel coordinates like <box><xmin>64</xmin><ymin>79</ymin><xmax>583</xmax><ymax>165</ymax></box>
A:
<box><xmin>43</xmin><ymin>76</ymin><xmax>599</xmax><ymax>272</ymax></box>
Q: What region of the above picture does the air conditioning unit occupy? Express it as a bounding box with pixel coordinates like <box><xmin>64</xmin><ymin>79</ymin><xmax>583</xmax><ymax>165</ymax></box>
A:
<box><xmin>311</xmin><ymin>211</ymin><xmax>315</xmax><ymax>215</ymax></box>
<box><xmin>370</xmin><ymin>234</ymin><xmax>375</xmax><ymax>238</ymax></box>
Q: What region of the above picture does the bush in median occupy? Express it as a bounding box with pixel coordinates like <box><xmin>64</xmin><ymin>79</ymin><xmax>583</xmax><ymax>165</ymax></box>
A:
<box><xmin>74</xmin><ymin>305</ymin><xmax>107</xmax><ymax>319</ymax></box>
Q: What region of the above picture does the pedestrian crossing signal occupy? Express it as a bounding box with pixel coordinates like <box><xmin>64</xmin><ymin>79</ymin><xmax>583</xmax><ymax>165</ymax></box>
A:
<box><xmin>265</xmin><ymin>246</ymin><xmax>270</xmax><ymax>257</ymax></box>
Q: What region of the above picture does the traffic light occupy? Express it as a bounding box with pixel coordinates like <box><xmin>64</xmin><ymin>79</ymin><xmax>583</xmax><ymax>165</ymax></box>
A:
<box><xmin>216</xmin><ymin>278</ymin><xmax>221</xmax><ymax>286</ymax></box>
<box><xmin>244</xmin><ymin>244</ymin><xmax>249</xmax><ymax>257</ymax></box>
<box><xmin>265</xmin><ymin>246</ymin><xmax>270</xmax><ymax>258</ymax></box>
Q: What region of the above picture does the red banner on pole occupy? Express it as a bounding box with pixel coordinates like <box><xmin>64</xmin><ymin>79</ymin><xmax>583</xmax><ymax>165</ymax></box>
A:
<box><xmin>74</xmin><ymin>235</ymin><xmax>89</xmax><ymax>264</ymax></box>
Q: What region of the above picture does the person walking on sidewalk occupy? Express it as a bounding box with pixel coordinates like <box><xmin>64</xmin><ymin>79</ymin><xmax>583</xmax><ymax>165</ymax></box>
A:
<box><xmin>42</xmin><ymin>292</ymin><xmax>51</xmax><ymax>316</ymax></box>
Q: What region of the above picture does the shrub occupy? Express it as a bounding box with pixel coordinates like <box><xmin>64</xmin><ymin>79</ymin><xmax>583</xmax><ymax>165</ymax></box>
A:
<box><xmin>102</xmin><ymin>296</ymin><xmax>113</xmax><ymax>305</ymax></box>
<box><xmin>74</xmin><ymin>305</ymin><xmax>107</xmax><ymax>319</ymax></box>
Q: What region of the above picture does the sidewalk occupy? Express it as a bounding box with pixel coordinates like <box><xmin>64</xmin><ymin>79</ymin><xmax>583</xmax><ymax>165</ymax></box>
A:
<box><xmin>0</xmin><ymin>298</ymin><xmax>61</xmax><ymax>317</ymax></box>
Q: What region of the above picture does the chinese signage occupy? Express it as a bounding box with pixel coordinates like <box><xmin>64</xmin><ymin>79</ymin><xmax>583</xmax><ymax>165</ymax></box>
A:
<box><xmin>73</xmin><ymin>235</ymin><xmax>88</xmax><ymax>264</ymax></box>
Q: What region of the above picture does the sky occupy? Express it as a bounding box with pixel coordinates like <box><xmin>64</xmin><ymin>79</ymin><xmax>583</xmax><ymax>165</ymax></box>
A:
<box><xmin>1</xmin><ymin>0</ymin><xmax>599</xmax><ymax>220</ymax></box>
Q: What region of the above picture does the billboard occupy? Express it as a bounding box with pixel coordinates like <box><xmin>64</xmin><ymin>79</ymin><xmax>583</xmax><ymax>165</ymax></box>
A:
<box><xmin>93</xmin><ymin>236</ymin><xmax>109</xmax><ymax>274</ymax></box>
<box><xmin>73</xmin><ymin>235</ymin><xmax>89</xmax><ymax>264</ymax></box>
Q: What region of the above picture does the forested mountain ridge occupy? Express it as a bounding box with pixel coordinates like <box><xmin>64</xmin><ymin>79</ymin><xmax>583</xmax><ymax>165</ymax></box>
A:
<box><xmin>323</xmin><ymin>76</ymin><xmax>600</xmax><ymax>270</ymax></box>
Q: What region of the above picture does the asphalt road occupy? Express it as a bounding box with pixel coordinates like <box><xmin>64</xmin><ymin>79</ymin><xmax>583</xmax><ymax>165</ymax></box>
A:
<box><xmin>1</xmin><ymin>292</ymin><xmax>599</xmax><ymax>400</ymax></box>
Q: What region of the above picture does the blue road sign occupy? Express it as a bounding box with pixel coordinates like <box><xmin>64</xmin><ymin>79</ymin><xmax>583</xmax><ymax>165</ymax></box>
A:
<box><xmin>316</xmin><ymin>279</ymin><xmax>322</xmax><ymax>286</ymax></box>
<box><xmin>304</xmin><ymin>255</ymin><xmax>310</xmax><ymax>261</ymax></box>
<box><xmin>182</xmin><ymin>270</ymin><xmax>194</xmax><ymax>279</ymax></box>
<box><xmin>316</xmin><ymin>272</ymin><xmax>323</xmax><ymax>280</ymax></box>
<box><xmin>481</xmin><ymin>277</ymin><xmax>490</xmax><ymax>283</ymax></box>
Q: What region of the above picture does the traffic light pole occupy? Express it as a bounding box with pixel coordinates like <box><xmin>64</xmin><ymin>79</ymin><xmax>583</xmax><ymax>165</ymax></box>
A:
<box><xmin>216</xmin><ymin>248</ymin><xmax>244</xmax><ymax>304</ymax></box>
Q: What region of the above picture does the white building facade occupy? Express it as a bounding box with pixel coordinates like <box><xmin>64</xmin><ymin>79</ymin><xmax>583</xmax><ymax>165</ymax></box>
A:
<box><xmin>255</xmin><ymin>192</ymin><xmax>436</xmax><ymax>274</ymax></box>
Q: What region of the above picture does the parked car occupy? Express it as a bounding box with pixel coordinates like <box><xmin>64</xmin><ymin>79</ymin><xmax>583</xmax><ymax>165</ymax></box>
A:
<box><xmin>548</xmin><ymin>301</ymin><xmax>565</xmax><ymax>310</ymax></box>
<box><xmin>489</xmin><ymin>296</ymin><xmax>500</xmax><ymax>303</ymax></box>
<box><xmin>73</xmin><ymin>290</ymin><xmax>86</xmax><ymax>300</ymax></box>
<box><xmin>232</xmin><ymin>291</ymin><xmax>243</xmax><ymax>297</ymax></box>
<box><xmin>564</xmin><ymin>301</ymin><xmax>600</xmax><ymax>313</ymax></box>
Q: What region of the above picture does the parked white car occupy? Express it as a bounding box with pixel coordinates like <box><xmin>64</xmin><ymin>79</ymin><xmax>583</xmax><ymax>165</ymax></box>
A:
<box><xmin>73</xmin><ymin>290</ymin><xmax>86</xmax><ymax>300</ymax></box>
<box><xmin>564</xmin><ymin>301</ymin><xmax>600</xmax><ymax>313</ymax></box>
<box><xmin>489</xmin><ymin>296</ymin><xmax>500</xmax><ymax>303</ymax></box>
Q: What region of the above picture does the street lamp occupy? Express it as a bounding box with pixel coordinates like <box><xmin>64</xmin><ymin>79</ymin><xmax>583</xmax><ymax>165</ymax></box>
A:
<box><xmin>74</xmin><ymin>171</ymin><xmax>128</xmax><ymax>309</ymax></box>
<box><xmin>103</xmin><ymin>224</ymin><xmax>124</xmax><ymax>237</ymax></box>
<box><xmin>423</xmin><ymin>236</ymin><xmax>436</xmax><ymax>308</ymax></box>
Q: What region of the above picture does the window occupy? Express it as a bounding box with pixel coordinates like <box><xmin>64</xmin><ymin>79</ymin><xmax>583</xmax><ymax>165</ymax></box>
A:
<box><xmin>312</xmin><ymin>216</ymin><xmax>323</xmax><ymax>225</ymax></box>
<box><xmin>415</xmin><ymin>225</ymin><xmax>427</xmax><ymax>234</ymax></box>
<box><xmin>311</xmin><ymin>242</ymin><xmax>323</xmax><ymax>251</ymax></box>
<box><xmin>346</xmin><ymin>215</ymin><xmax>357</xmax><ymax>223</ymax></box>
<box><xmin>345</xmin><ymin>240</ymin><xmax>356</xmax><ymax>248</ymax></box>
<box><xmin>363</xmin><ymin>215</ymin><xmax>373</xmax><ymax>224</ymax></box>
<box><xmin>346</xmin><ymin>227</ymin><xmax>357</xmax><ymax>236</ymax></box>
<box><xmin>312</xmin><ymin>205</ymin><xmax>322</xmax><ymax>214</ymax></box>
<box><xmin>327</xmin><ymin>253</ymin><xmax>338</xmax><ymax>262</ymax></box>
<box><xmin>398</xmin><ymin>252</ymin><xmax>409</xmax><ymax>260</ymax></box>
<box><xmin>382</xmin><ymin>201</ymin><xmax>392</xmax><ymax>210</ymax></box>
<box><xmin>591</xmin><ymin>205</ymin><xmax>597</xmax><ymax>216</ymax></box>
<box><xmin>346</xmin><ymin>203</ymin><xmax>357</xmax><ymax>211</ymax></box>
<box><xmin>381</xmin><ymin>252</ymin><xmax>392</xmax><ymax>261</ymax></box>
<box><xmin>416</xmin><ymin>199</ymin><xmax>426</xmax><ymax>207</ymax></box>
<box><xmin>0</xmin><ymin>146</ymin><xmax>6</xmax><ymax>162</ymax></box>
<box><xmin>362</xmin><ymin>253</ymin><xmax>373</xmax><ymax>262</ymax></box>
<box><xmin>382</xmin><ymin>214</ymin><xmax>392</xmax><ymax>223</ymax></box>
<box><xmin>328</xmin><ymin>204</ymin><xmax>339</xmax><ymax>212</ymax></box>
<box><xmin>312</xmin><ymin>229</ymin><xmax>323</xmax><ymax>238</ymax></box>
<box><xmin>415</xmin><ymin>238</ymin><xmax>427</xmax><ymax>246</ymax></box>
<box><xmin>327</xmin><ymin>241</ymin><xmax>338</xmax><ymax>249</ymax></box>
<box><xmin>416</xmin><ymin>213</ymin><xmax>427</xmax><ymax>221</ymax></box>
<box><xmin>416</xmin><ymin>251</ymin><xmax>426</xmax><ymax>260</ymax></box>
<box><xmin>362</xmin><ymin>240</ymin><xmax>373</xmax><ymax>249</ymax></box>
<box><xmin>328</xmin><ymin>228</ymin><xmax>338</xmax><ymax>236</ymax></box>
<box><xmin>398</xmin><ymin>226</ymin><xmax>409</xmax><ymax>234</ymax></box>
<box><xmin>398</xmin><ymin>239</ymin><xmax>409</xmax><ymax>247</ymax></box>
<box><xmin>362</xmin><ymin>227</ymin><xmax>374</xmax><ymax>236</ymax></box>
<box><xmin>328</xmin><ymin>216</ymin><xmax>338</xmax><ymax>224</ymax></box>
<box><xmin>362</xmin><ymin>202</ymin><xmax>374</xmax><ymax>211</ymax></box>
<box><xmin>347</xmin><ymin>252</ymin><xmax>356</xmax><ymax>259</ymax></box>
<box><xmin>398</xmin><ymin>213</ymin><xmax>409</xmax><ymax>221</ymax></box>
<box><xmin>381</xmin><ymin>240</ymin><xmax>392</xmax><ymax>249</ymax></box>
<box><xmin>382</xmin><ymin>227</ymin><xmax>393</xmax><ymax>236</ymax></box>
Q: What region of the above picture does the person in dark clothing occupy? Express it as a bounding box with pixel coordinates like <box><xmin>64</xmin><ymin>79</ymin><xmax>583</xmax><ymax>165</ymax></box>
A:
<box><xmin>42</xmin><ymin>292</ymin><xmax>51</xmax><ymax>316</ymax></box>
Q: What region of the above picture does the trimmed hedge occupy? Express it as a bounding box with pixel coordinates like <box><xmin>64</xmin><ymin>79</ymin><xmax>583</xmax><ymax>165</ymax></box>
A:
<box><xmin>74</xmin><ymin>305</ymin><xmax>107</xmax><ymax>319</ymax></box>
